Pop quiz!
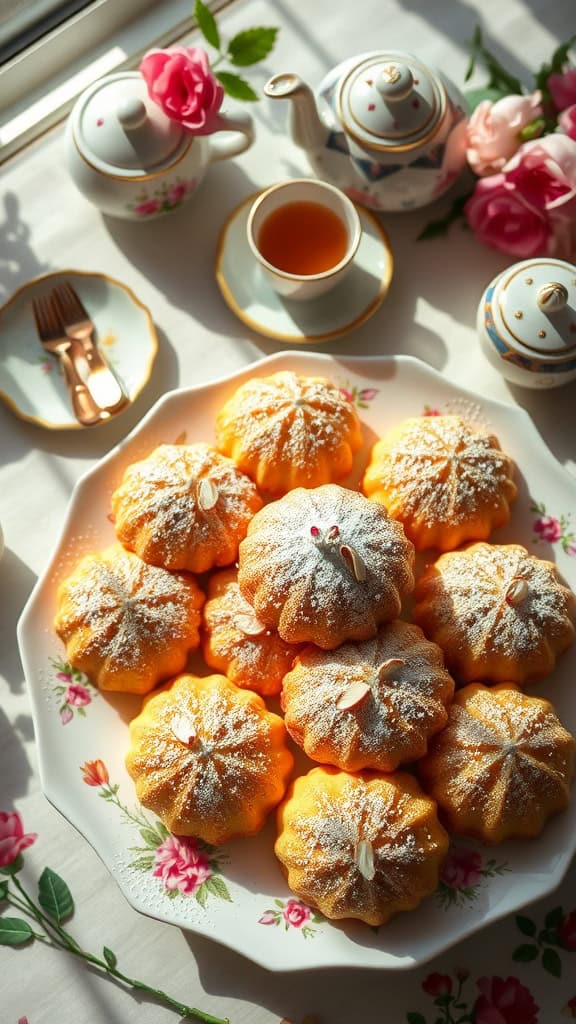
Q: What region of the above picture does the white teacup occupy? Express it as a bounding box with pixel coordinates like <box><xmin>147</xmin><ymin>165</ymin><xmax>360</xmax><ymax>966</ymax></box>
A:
<box><xmin>246</xmin><ymin>178</ymin><xmax>361</xmax><ymax>301</ymax></box>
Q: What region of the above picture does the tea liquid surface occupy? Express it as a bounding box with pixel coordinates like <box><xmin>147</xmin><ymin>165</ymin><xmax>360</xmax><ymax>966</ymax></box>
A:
<box><xmin>257</xmin><ymin>200</ymin><xmax>349</xmax><ymax>275</ymax></box>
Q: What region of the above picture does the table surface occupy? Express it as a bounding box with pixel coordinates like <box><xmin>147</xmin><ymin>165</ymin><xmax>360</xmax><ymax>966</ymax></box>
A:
<box><xmin>2</xmin><ymin>1</ymin><xmax>576</xmax><ymax>1021</ymax></box>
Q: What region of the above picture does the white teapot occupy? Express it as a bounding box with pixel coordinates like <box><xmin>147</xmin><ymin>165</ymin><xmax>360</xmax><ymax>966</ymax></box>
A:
<box><xmin>264</xmin><ymin>50</ymin><xmax>468</xmax><ymax>212</ymax></box>
<box><xmin>65</xmin><ymin>71</ymin><xmax>254</xmax><ymax>220</ymax></box>
<box><xmin>477</xmin><ymin>258</ymin><xmax>576</xmax><ymax>389</ymax></box>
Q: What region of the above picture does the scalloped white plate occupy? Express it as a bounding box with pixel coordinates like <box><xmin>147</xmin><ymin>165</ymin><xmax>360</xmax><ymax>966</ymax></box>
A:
<box><xmin>17</xmin><ymin>351</ymin><xmax>576</xmax><ymax>971</ymax></box>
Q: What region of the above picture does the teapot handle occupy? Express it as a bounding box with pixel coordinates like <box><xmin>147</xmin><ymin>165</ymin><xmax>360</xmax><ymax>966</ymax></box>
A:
<box><xmin>208</xmin><ymin>111</ymin><xmax>255</xmax><ymax>163</ymax></box>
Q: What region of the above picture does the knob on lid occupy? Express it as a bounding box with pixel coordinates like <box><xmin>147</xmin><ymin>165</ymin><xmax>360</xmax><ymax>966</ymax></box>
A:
<box><xmin>72</xmin><ymin>71</ymin><xmax>185</xmax><ymax>173</ymax></box>
<box><xmin>339</xmin><ymin>51</ymin><xmax>444</xmax><ymax>148</ymax></box>
<box><xmin>495</xmin><ymin>260</ymin><xmax>576</xmax><ymax>356</ymax></box>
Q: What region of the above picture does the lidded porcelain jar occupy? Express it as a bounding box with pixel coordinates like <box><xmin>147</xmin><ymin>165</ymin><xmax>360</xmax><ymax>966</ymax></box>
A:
<box><xmin>477</xmin><ymin>258</ymin><xmax>576</xmax><ymax>389</ymax></box>
<box><xmin>65</xmin><ymin>71</ymin><xmax>254</xmax><ymax>220</ymax></box>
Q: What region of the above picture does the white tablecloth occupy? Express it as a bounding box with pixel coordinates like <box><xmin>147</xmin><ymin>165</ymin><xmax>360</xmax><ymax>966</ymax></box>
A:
<box><xmin>2</xmin><ymin>1</ymin><xmax>576</xmax><ymax>1021</ymax></box>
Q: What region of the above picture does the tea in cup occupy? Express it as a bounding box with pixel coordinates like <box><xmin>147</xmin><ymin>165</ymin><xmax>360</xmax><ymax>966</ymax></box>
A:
<box><xmin>246</xmin><ymin>179</ymin><xmax>361</xmax><ymax>301</ymax></box>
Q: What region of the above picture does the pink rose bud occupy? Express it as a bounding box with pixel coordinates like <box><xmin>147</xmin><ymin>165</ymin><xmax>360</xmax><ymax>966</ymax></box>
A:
<box><xmin>548</xmin><ymin>67</ymin><xmax>576</xmax><ymax>111</ymax></box>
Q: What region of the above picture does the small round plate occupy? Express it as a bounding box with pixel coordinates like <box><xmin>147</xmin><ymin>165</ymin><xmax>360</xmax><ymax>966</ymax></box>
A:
<box><xmin>216</xmin><ymin>192</ymin><xmax>393</xmax><ymax>343</ymax></box>
<box><xmin>0</xmin><ymin>270</ymin><xmax>158</xmax><ymax>430</ymax></box>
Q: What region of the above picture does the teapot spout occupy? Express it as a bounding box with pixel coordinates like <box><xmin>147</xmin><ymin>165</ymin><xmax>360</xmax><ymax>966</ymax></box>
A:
<box><xmin>265</xmin><ymin>73</ymin><xmax>329</xmax><ymax>153</ymax></box>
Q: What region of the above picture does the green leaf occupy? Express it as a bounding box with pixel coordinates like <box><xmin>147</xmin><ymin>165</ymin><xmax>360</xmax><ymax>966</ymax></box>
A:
<box><xmin>540</xmin><ymin>928</ymin><xmax>560</xmax><ymax>945</ymax></box>
<box><xmin>0</xmin><ymin>854</ymin><xmax>24</xmax><ymax>876</ymax></box>
<box><xmin>206</xmin><ymin>875</ymin><xmax>232</xmax><ymax>902</ymax></box>
<box><xmin>545</xmin><ymin>906</ymin><xmax>564</xmax><ymax>929</ymax></box>
<box><xmin>542</xmin><ymin>947</ymin><xmax>562</xmax><ymax>977</ymax></box>
<box><xmin>139</xmin><ymin>828</ymin><xmax>161</xmax><ymax>849</ymax></box>
<box><xmin>0</xmin><ymin>917</ymin><xmax>34</xmax><ymax>946</ymax></box>
<box><xmin>103</xmin><ymin>946</ymin><xmax>117</xmax><ymax>969</ymax></box>
<box><xmin>194</xmin><ymin>0</ymin><xmax>220</xmax><ymax>50</ymax></box>
<box><xmin>406</xmin><ymin>1014</ymin><xmax>427</xmax><ymax>1024</ymax></box>
<box><xmin>38</xmin><ymin>868</ymin><xmax>74</xmax><ymax>923</ymax></box>
<box><xmin>215</xmin><ymin>71</ymin><xmax>259</xmax><ymax>102</ymax></box>
<box><xmin>129</xmin><ymin>854</ymin><xmax>155</xmax><ymax>871</ymax></box>
<box><xmin>534</xmin><ymin>33</ymin><xmax>576</xmax><ymax>103</ymax></box>
<box><xmin>417</xmin><ymin>192</ymin><xmax>472</xmax><ymax>241</ymax></box>
<box><xmin>156</xmin><ymin>821</ymin><xmax>171</xmax><ymax>840</ymax></box>
<box><xmin>465</xmin><ymin>25</ymin><xmax>523</xmax><ymax>94</ymax></box>
<box><xmin>512</xmin><ymin>943</ymin><xmax>539</xmax><ymax>962</ymax></box>
<box><xmin>0</xmin><ymin>880</ymin><xmax>8</xmax><ymax>901</ymax></box>
<box><xmin>519</xmin><ymin>117</ymin><xmax>545</xmax><ymax>141</ymax></box>
<box><xmin>195</xmin><ymin>884</ymin><xmax>209</xmax><ymax>908</ymax></box>
<box><xmin>516</xmin><ymin>915</ymin><xmax>537</xmax><ymax>937</ymax></box>
<box><xmin>227</xmin><ymin>27</ymin><xmax>278</xmax><ymax>67</ymax></box>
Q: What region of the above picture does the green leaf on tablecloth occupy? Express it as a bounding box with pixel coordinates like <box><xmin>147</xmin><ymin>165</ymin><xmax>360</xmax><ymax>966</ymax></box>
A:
<box><xmin>0</xmin><ymin>917</ymin><xmax>34</xmax><ymax>946</ymax></box>
<box><xmin>38</xmin><ymin>867</ymin><xmax>74</xmax><ymax>923</ymax></box>
<box><xmin>0</xmin><ymin>880</ymin><xmax>8</xmax><ymax>901</ymax></box>
<box><xmin>194</xmin><ymin>0</ymin><xmax>220</xmax><ymax>49</ymax></box>
<box><xmin>542</xmin><ymin>947</ymin><xmax>562</xmax><ymax>977</ymax></box>
<box><xmin>512</xmin><ymin>943</ymin><xmax>539</xmax><ymax>962</ymax></box>
<box><xmin>406</xmin><ymin>1014</ymin><xmax>426</xmax><ymax>1024</ymax></box>
<box><xmin>545</xmin><ymin>906</ymin><xmax>564</xmax><ymax>929</ymax></box>
<box><xmin>103</xmin><ymin>946</ymin><xmax>117</xmax><ymax>968</ymax></box>
<box><xmin>516</xmin><ymin>914</ymin><xmax>536</xmax><ymax>937</ymax></box>
<box><xmin>227</xmin><ymin>27</ymin><xmax>278</xmax><ymax>66</ymax></box>
<box><xmin>540</xmin><ymin>928</ymin><xmax>560</xmax><ymax>945</ymax></box>
<box><xmin>215</xmin><ymin>71</ymin><xmax>259</xmax><ymax>101</ymax></box>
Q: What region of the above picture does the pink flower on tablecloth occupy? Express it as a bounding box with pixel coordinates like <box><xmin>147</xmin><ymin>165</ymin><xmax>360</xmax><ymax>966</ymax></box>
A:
<box><xmin>549</xmin><ymin>68</ymin><xmax>576</xmax><ymax>111</ymax></box>
<box><xmin>465</xmin><ymin>174</ymin><xmax>550</xmax><ymax>257</ymax></box>
<box><xmin>505</xmin><ymin>134</ymin><xmax>576</xmax><ymax>210</ymax></box>
<box><xmin>64</xmin><ymin>682</ymin><xmax>91</xmax><ymax>707</ymax></box>
<box><xmin>474</xmin><ymin>976</ymin><xmax>538</xmax><ymax>1024</ymax></box>
<box><xmin>466</xmin><ymin>92</ymin><xmax>543</xmax><ymax>177</ymax></box>
<box><xmin>440</xmin><ymin>847</ymin><xmax>484</xmax><ymax>889</ymax></box>
<box><xmin>422</xmin><ymin>973</ymin><xmax>453</xmax><ymax>997</ymax></box>
<box><xmin>560</xmin><ymin>105</ymin><xmax>576</xmax><ymax>141</ymax></box>
<box><xmin>282</xmin><ymin>899</ymin><xmax>311</xmax><ymax>929</ymax></box>
<box><xmin>153</xmin><ymin>835</ymin><xmax>212</xmax><ymax>895</ymax></box>
<box><xmin>140</xmin><ymin>46</ymin><xmax>224</xmax><ymax>134</ymax></box>
<box><xmin>562</xmin><ymin>995</ymin><xmax>576</xmax><ymax>1018</ymax></box>
<box><xmin>81</xmin><ymin>759</ymin><xmax>109</xmax><ymax>787</ymax></box>
<box><xmin>60</xmin><ymin>705</ymin><xmax>73</xmax><ymax>725</ymax></box>
<box><xmin>0</xmin><ymin>811</ymin><xmax>37</xmax><ymax>867</ymax></box>
<box><xmin>560</xmin><ymin>910</ymin><xmax>576</xmax><ymax>950</ymax></box>
<box><xmin>533</xmin><ymin>514</ymin><xmax>563</xmax><ymax>542</ymax></box>
<box><xmin>258</xmin><ymin>910</ymin><xmax>278</xmax><ymax>926</ymax></box>
<box><xmin>134</xmin><ymin>197</ymin><xmax>162</xmax><ymax>216</ymax></box>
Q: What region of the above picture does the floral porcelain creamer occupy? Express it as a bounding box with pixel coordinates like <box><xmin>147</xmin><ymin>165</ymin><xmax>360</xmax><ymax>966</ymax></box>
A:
<box><xmin>477</xmin><ymin>257</ymin><xmax>576</xmax><ymax>389</ymax></box>
<box><xmin>264</xmin><ymin>50</ymin><xmax>468</xmax><ymax>212</ymax></box>
<box><xmin>65</xmin><ymin>71</ymin><xmax>254</xmax><ymax>220</ymax></box>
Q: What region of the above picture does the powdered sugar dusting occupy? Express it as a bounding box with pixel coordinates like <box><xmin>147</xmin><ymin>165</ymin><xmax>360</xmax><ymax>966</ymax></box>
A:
<box><xmin>111</xmin><ymin>443</ymin><xmax>261</xmax><ymax>571</ymax></box>
<box><xmin>238</xmin><ymin>485</ymin><xmax>415</xmax><ymax>649</ymax></box>
<box><xmin>282</xmin><ymin>620</ymin><xmax>454</xmax><ymax>771</ymax></box>
<box><xmin>413</xmin><ymin>543</ymin><xmax>576</xmax><ymax>682</ymax></box>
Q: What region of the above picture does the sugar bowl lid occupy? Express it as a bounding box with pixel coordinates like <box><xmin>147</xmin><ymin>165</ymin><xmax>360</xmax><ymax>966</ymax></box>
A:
<box><xmin>490</xmin><ymin>259</ymin><xmax>576</xmax><ymax>358</ymax></box>
<box><xmin>338</xmin><ymin>51</ymin><xmax>445</xmax><ymax>150</ymax></box>
<box><xmin>69</xmin><ymin>71</ymin><xmax>190</xmax><ymax>177</ymax></box>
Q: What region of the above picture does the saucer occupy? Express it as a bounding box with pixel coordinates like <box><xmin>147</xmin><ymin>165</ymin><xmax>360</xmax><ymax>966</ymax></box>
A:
<box><xmin>0</xmin><ymin>270</ymin><xmax>158</xmax><ymax>430</ymax></box>
<box><xmin>216</xmin><ymin>192</ymin><xmax>393</xmax><ymax>343</ymax></box>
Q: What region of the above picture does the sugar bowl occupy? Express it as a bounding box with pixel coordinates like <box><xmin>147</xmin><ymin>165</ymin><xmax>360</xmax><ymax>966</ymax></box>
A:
<box><xmin>477</xmin><ymin>258</ymin><xmax>576</xmax><ymax>389</ymax></box>
<box><xmin>65</xmin><ymin>71</ymin><xmax>254</xmax><ymax>220</ymax></box>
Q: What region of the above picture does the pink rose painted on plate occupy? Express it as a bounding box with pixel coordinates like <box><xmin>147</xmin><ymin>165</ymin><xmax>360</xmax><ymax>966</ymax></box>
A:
<box><xmin>49</xmin><ymin>657</ymin><xmax>97</xmax><ymax>724</ymax></box>
<box><xmin>258</xmin><ymin>898</ymin><xmax>322</xmax><ymax>938</ymax></box>
<box><xmin>153</xmin><ymin>835</ymin><xmax>212</xmax><ymax>896</ymax></box>
<box><xmin>435</xmin><ymin>845</ymin><xmax>509</xmax><ymax>909</ymax></box>
<box><xmin>531</xmin><ymin>501</ymin><xmax>576</xmax><ymax>555</ymax></box>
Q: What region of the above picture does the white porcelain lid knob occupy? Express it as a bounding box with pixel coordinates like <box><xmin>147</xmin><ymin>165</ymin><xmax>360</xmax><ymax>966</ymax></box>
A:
<box><xmin>375</xmin><ymin>63</ymin><xmax>414</xmax><ymax>102</ymax></box>
<box><xmin>537</xmin><ymin>282</ymin><xmax>569</xmax><ymax>313</ymax></box>
<box><xmin>116</xmin><ymin>97</ymin><xmax>148</xmax><ymax>130</ymax></box>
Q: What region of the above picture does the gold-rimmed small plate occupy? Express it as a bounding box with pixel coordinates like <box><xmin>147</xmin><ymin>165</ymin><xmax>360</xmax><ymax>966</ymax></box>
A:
<box><xmin>0</xmin><ymin>270</ymin><xmax>158</xmax><ymax>430</ymax></box>
<box><xmin>216</xmin><ymin>192</ymin><xmax>393</xmax><ymax>343</ymax></box>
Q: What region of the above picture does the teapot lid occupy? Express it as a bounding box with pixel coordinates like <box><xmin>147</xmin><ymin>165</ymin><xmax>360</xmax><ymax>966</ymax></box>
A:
<box><xmin>490</xmin><ymin>259</ymin><xmax>576</xmax><ymax>357</ymax></box>
<box><xmin>70</xmin><ymin>72</ymin><xmax>190</xmax><ymax>176</ymax></box>
<box><xmin>338</xmin><ymin>52</ymin><xmax>445</xmax><ymax>150</ymax></box>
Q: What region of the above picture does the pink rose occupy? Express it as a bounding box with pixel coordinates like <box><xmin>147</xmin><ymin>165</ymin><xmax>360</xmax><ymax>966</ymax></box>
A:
<box><xmin>440</xmin><ymin>847</ymin><xmax>483</xmax><ymax>889</ymax></box>
<box><xmin>504</xmin><ymin>134</ymin><xmax>576</xmax><ymax>210</ymax></box>
<box><xmin>258</xmin><ymin>910</ymin><xmax>278</xmax><ymax>926</ymax></box>
<box><xmin>64</xmin><ymin>682</ymin><xmax>91</xmax><ymax>707</ymax></box>
<box><xmin>549</xmin><ymin>68</ymin><xmax>576</xmax><ymax>111</ymax></box>
<box><xmin>533</xmin><ymin>514</ymin><xmax>563</xmax><ymax>542</ymax></box>
<box><xmin>0</xmin><ymin>811</ymin><xmax>37</xmax><ymax>867</ymax></box>
<box><xmin>465</xmin><ymin>174</ymin><xmax>550</xmax><ymax>257</ymax></box>
<box><xmin>166</xmin><ymin>180</ymin><xmax>196</xmax><ymax>205</ymax></box>
<box><xmin>56</xmin><ymin>671</ymin><xmax>72</xmax><ymax>682</ymax></box>
<box><xmin>282</xmin><ymin>898</ymin><xmax>311</xmax><ymax>928</ymax></box>
<box><xmin>140</xmin><ymin>46</ymin><xmax>224</xmax><ymax>134</ymax></box>
<box><xmin>559</xmin><ymin>104</ymin><xmax>576</xmax><ymax>141</ymax></box>
<box><xmin>134</xmin><ymin>197</ymin><xmax>162</xmax><ymax>216</ymax></box>
<box><xmin>153</xmin><ymin>835</ymin><xmax>211</xmax><ymax>896</ymax></box>
<box><xmin>560</xmin><ymin>910</ymin><xmax>576</xmax><ymax>950</ymax></box>
<box><xmin>60</xmin><ymin>705</ymin><xmax>73</xmax><ymax>725</ymax></box>
<box><xmin>475</xmin><ymin>976</ymin><xmax>538</xmax><ymax>1024</ymax></box>
<box><xmin>422</xmin><ymin>973</ymin><xmax>453</xmax><ymax>997</ymax></box>
<box><xmin>466</xmin><ymin>92</ymin><xmax>543</xmax><ymax>176</ymax></box>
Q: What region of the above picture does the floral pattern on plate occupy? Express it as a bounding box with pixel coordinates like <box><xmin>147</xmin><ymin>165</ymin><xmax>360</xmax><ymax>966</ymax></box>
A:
<box><xmin>435</xmin><ymin>846</ymin><xmax>509</xmax><ymax>910</ymax></box>
<box><xmin>531</xmin><ymin>501</ymin><xmax>576</xmax><ymax>556</ymax></box>
<box><xmin>80</xmin><ymin>760</ymin><xmax>232</xmax><ymax>906</ymax></box>
<box><xmin>258</xmin><ymin>898</ymin><xmax>323</xmax><ymax>938</ymax></box>
<box><xmin>49</xmin><ymin>657</ymin><xmax>98</xmax><ymax>725</ymax></box>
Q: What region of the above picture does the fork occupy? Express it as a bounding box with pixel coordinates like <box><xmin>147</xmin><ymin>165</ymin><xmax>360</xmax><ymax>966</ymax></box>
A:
<box><xmin>52</xmin><ymin>282</ymin><xmax>128</xmax><ymax>413</ymax></box>
<box><xmin>32</xmin><ymin>294</ymin><xmax>108</xmax><ymax>426</ymax></box>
